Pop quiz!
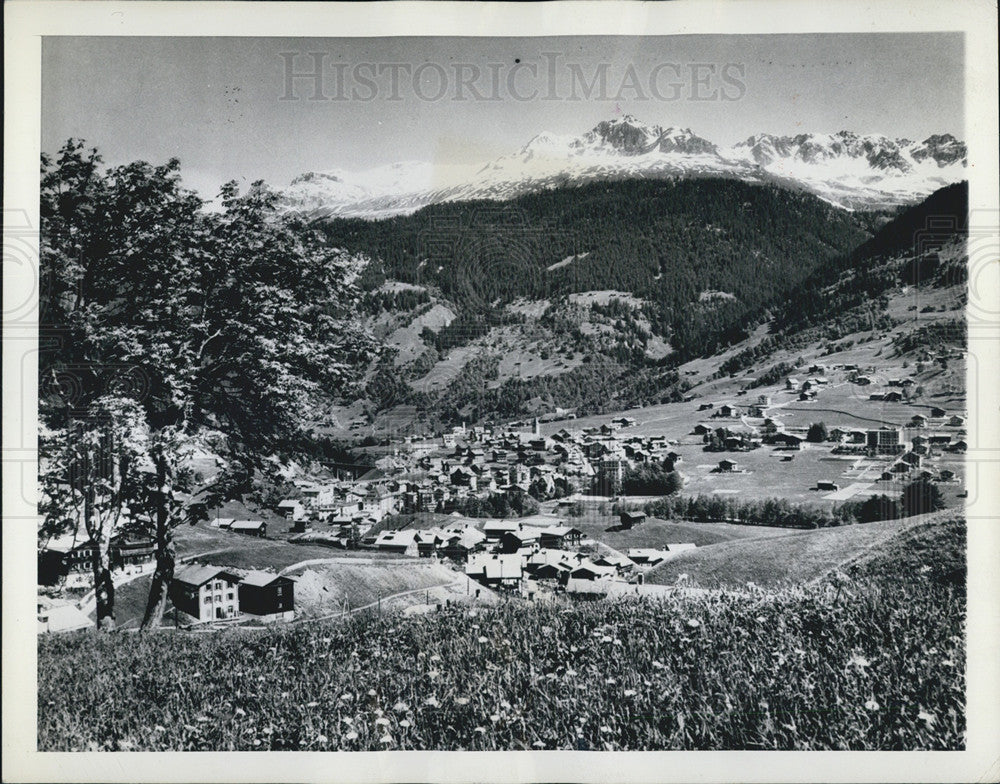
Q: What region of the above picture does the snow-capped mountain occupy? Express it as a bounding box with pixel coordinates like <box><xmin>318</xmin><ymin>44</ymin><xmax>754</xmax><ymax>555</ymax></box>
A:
<box><xmin>282</xmin><ymin>116</ymin><xmax>966</xmax><ymax>218</ymax></box>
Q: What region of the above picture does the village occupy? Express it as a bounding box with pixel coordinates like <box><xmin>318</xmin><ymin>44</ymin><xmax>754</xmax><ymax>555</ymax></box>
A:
<box><xmin>37</xmin><ymin>358</ymin><xmax>966</xmax><ymax>632</ymax></box>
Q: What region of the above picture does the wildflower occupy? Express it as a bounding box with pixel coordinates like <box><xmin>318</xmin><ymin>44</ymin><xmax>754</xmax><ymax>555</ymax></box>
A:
<box><xmin>570</xmin><ymin>645</ymin><xmax>578</xmax><ymax>653</ymax></box>
<box><xmin>847</xmin><ymin>653</ymin><xmax>871</xmax><ymax>670</ymax></box>
<box><xmin>154</xmin><ymin>725</ymin><xmax>166</xmax><ymax>733</ymax></box>
<box><xmin>478</xmin><ymin>636</ymin><xmax>489</xmax><ymax>643</ymax></box>
<box><xmin>500</xmin><ymin>700</ymin><xmax>511</xmax><ymax>710</ymax></box>
<box><xmin>652</xmin><ymin>660</ymin><xmax>664</xmax><ymax>669</ymax></box>
<box><xmin>624</xmin><ymin>689</ymin><xmax>637</xmax><ymax>698</ymax></box>
<box><xmin>367</xmin><ymin>688</ymin><xmax>377</xmax><ymax>697</ymax></box>
<box><xmin>605</xmin><ymin>677</ymin><xmax>617</xmax><ymax>684</ymax></box>
<box><xmin>342</xmin><ymin>717</ymin><xmax>354</xmax><ymax>725</ymax></box>
<box><xmin>316</xmin><ymin>734</ymin><xmax>328</xmax><ymax>744</ymax></box>
<box><xmin>376</xmin><ymin>717</ymin><xmax>390</xmax><ymax>727</ymax></box>
<box><xmin>196</xmin><ymin>716</ymin><xmax>209</xmax><ymax>723</ymax></box>
<box><xmin>602</xmin><ymin>635</ymin><xmax>613</xmax><ymax>643</ymax></box>
<box><xmin>918</xmin><ymin>710</ymin><xmax>937</xmax><ymax>727</ymax></box>
<box><xmin>599</xmin><ymin>725</ymin><xmax>613</xmax><ymax>733</ymax></box>
<box><xmin>393</xmin><ymin>701</ymin><xmax>409</xmax><ymax>713</ymax></box>
<box><xmin>428</xmin><ymin>670</ymin><xmax>441</xmax><ymax>680</ymax></box>
<box><xmin>474</xmin><ymin>726</ymin><xmax>486</xmax><ymax>734</ymax></box>
<box><xmin>235</xmin><ymin>708</ymin><xmax>247</xmax><ymax>717</ymax></box>
<box><xmin>687</xmin><ymin>619</ymin><xmax>701</xmax><ymax>629</ymax></box>
<box><xmin>345</xmin><ymin>731</ymin><xmax>358</xmax><ymax>741</ymax></box>
<box><xmin>262</xmin><ymin>727</ymin><xmax>273</xmax><ymax>735</ymax></box>
<box><xmin>399</xmin><ymin>719</ymin><xmax>411</xmax><ymax>729</ymax></box>
<box><xmin>565</xmin><ymin>669</ymin><xmax>578</xmax><ymax>677</ymax></box>
<box><xmin>756</xmin><ymin>616</ymin><xmax>767</xmax><ymax>624</ymax></box>
<box><xmin>253</xmin><ymin>738</ymin><xmax>261</xmax><ymax>746</ymax></box>
<box><xmin>340</xmin><ymin>693</ymin><xmax>353</xmax><ymax>701</ymax></box>
<box><xmin>424</xmin><ymin>696</ymin><xmax>440</xmax><ymax>708</ymax></box>
<box><xmin>532</xmin><ymin>740</ymin><xmax>546</xmax><ymax>748</ymax></box>
<box><xmin>430</xmin><ymin>654</ymin><xmax>441</xmax><ymax>662</ymax></box>
<box><xmin>455</xmin><ymin>697</ymin><xmax>470</xmax><ymax>706</ymax></box>
<box><xmin>307</xmin><ymin>701</ymin><xmax>319</xmax><ymax>708</ymax></box>
<box><xmin>864</xmin><ymin>699</ymin><xmax>880</xmax><ymax>711</ymax></box>
<box><xmin>490</xmin><ymin>714</ymin><xmax>501</xmax><ymax>723</ymax></box>
<box><xmin>380</xmin><ymin>734</ymin><xmax>394</xmax><ymax>745</ymax></box>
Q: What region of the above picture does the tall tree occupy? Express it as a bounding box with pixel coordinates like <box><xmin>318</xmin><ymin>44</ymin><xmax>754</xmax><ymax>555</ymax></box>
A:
<box><xmin>40</xmin><ymin>141</ymin><xmax>375</xmax><ymax>629</ymax></box>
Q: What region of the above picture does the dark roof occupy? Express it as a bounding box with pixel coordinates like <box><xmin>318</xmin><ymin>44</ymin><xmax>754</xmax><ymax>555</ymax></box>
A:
<box><xmin>173</xmin><ymin>564</ymin><xmax>241</xmax><ymax>587</ymax></box>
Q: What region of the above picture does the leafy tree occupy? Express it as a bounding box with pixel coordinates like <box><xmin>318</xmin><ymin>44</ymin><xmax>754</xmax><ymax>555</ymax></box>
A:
<box><xmin>901</xmin><ymin>477</ymin><xmax>946</xmax><ymax>517</ymax></box>
<box><xmin>807</xmin><ymin>422</ymin><xmax>828</xmax><ymax>443</ymax></box>
<box><xmin>856</xmin><ymin>494</ymin><xmax>902</xmax><ymax>523</ymax></box>
<box><xmin>39</xmin><ymin>141</ymin><xmax>374</xmax><ymax>629</ymax></box>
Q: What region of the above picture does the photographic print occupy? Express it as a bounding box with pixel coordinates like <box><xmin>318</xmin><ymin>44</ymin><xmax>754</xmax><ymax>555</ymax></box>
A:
<box><xmin>4</xmin><ymin>2</ymin><xmax>999</xmax><ymax>782</ymax></box>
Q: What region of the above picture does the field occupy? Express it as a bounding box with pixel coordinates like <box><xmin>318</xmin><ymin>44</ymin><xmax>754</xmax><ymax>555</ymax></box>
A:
<box><xmin>570</xmin><ymin>515</ymin><xmax>793</xmax><ymax>550</ymax></box>
<box><xmin>38</xmin><ymin>516</ymin><xmax>965</xmax><ymax>751</ymax></box>
<box><xmin>646</xmin><ymin>513</ymin><xmax>944</xmax><ymax>588</ymax></box>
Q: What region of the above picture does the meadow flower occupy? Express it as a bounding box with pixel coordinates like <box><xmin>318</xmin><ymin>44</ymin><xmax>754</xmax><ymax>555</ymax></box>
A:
<box><xmin>847</xmin><ymin>653</ymin><xmax>871</xmax><ymax>670</ymax></box>
<box><xmin>864</xmin><ymin>699</ymin><xmax>880</xmax><ymax>711</ymax></box>
<box><xmin>532</xmin><ymin>740</ymin><xmax>546</xmax><ymax>748</ymax></box>
<box><xmin>623</xmin><ymin>689</ymin><xmax>637</xmax><ymax>698</ymax></box>
<box><xmin>601</xmin><ymin>635</ymin><xmax>613</xmax><ymax>643</ymax></box>
<box><xmin>154</xmin><ymin>725</ymin><xmax>166</xmax><ymax>733</ymax></box>
<box><xmin>918</xmin><ymin>710</ymin><xmax>937</xmax><ymax>727</ymax></box>
<box><xmin>474</xmin><ymin>726</ymin><xmax>486</xmax><ymax>734</ymax></box>
<box><xmin>565</xmin><ymin>669</ymin><xmax>578</xmax><ymax>677</ymax></box>
<box><xmin>316</xmin><ymin>734</ymin><xmax>328</xmax><ymax>744</ymax></box>
<box><xmin>490</xmin><ymin>714</ymin><xmax>501</xmax><ymax>723</ymax></box>
<box><xmin>393</xmin><ymin>701</ymin><xmax>409</xmax><ymax>713</ymax></box>
<box><xmin>345</xmin><ymin>731</ymin><xmax>358</xmax><ymax>741</ymax></box>
<box><xmin>455</xmin><ymin>697</ymin><xmax>470</xmax><ymax>706</ymax></box>
<box><xmin>376</xmin><ymin>717</ymin><xmax>390</xmax><ymax>727</ymax></box>
<box><xmin>253</xmin><ymin>738</ymin><xmax>261</xmax><ymax>746</ymax></box>
<box><xmin>599</xmin><ymin>725</ymin><xmax>613</xmax><ymax>733</ymax></box>
<box><xmin>399</xmin><ymin>719</ymin><xmax>412</xmax><ymax>729</ymax></box>
<box><xmin>687</xmin><ymin>619</ymin><xmax>701</xmax><ymax>629</ymax></box>
<box><xmin>428</xmin><ymin>670</ymin><xmax>441</xmax><ymax>680</ymax></box>
<box><xmin>380</xmin><ymin>734</ymin><xmax>394</xmax><ymax>744</ymax></box>
<box><xmin>235</xmin><ymin>708</ymin><xmax>246</xmax><ymax>717</ymax></box>
<box><xmin>307</xmin><ymin>701</ymin><xmax>319</xmax><ymax>708</ymax></box>
<box><xmin>342</xmin><ymin>717</ymin><xmax>354</xmax><ymax>725</ymax></box>
<box><xmin>430</xmin><ymin>654</ymin><xmax>441</xmax><ymax>662</ymax></box>
<box><xmin>424</xmin><ymin>696</ymin><xmax>440</xmax><ymax>708</ymax></box>
<box><xmin>367</xmin><ymin>688</ymin><xmax>377</xmax><ymax>697</ymax></box>
<box><xmin>478</xmin><ymin>636</ymin><xmax>489</xmax><ymax>643</ymax></box>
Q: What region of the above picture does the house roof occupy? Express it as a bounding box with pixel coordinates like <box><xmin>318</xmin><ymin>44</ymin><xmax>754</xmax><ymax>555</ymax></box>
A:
<box><xmin>240</xmin><ymin>570</ymin><xmax>292</xmax><ymax>588</ymax></box>
<box><xmin>231</xmin><ymin>519</ymin><xmax>266</xmax><ymax>530</ymax></box>
<box><xmin>173</xmin><ymin>564</ymin><xmax>241</xmax><ymax>587</ymax></box>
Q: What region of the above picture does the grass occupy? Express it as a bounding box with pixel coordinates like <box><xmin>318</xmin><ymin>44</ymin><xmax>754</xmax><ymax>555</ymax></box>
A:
<box><xmin>645</xmin><ymin>512</ymin><xmax>948</xmax><ymax>588</ymax></box>
<box><xmin>38</xmin><ymin>516</ymin><xmax>965</xmax><ymax>751</ymax></box>
<box><xmin>571</xmin><ymin>516</ymin><xmax>791</xmax><ymax>550</ymax></box>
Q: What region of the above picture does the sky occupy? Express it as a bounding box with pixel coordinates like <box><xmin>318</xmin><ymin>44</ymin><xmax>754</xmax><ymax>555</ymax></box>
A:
<box><xmin>41</xmin><ymin>34</ymin><xmax>964</xmax><ymax>202</ymax></box>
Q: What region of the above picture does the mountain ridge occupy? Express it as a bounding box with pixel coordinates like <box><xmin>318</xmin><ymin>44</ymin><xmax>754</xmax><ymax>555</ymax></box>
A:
<box><xmin>282</xmin><ymin>116</ymin><xmax>967</xmax><ymax>218</ymax></box>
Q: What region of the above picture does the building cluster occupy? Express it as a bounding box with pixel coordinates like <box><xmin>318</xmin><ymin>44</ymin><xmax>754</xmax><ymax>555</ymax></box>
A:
<box><xmin>168</xmin><ymin>565</ymin><xmax>295</xmax><ymax>624</ymax></box>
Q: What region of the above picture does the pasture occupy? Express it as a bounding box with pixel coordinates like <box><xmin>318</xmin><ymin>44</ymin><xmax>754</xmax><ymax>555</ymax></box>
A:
<box><xmin>39</xmin><ymin>515</ymin><xmax>965</xmax><ymax>751</ymax></box>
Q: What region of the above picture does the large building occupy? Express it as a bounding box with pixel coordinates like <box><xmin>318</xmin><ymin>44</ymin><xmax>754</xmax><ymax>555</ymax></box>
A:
<box><xmin>169</xmin><ymin>565</ymin><xmax>241</xmax><ymax>622</ymax></box>
<box><xmin>866</xmin><ymin>427</ymin><xmax>905</xmax><ymax>455</ymax></box>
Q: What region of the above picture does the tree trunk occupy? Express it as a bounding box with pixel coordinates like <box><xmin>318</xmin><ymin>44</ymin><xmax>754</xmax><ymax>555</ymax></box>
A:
<box><xmin>140</xmin><ymin>450</ymin><xmax>175</xmax><ymax>630</ymax></box>
<box><xmin>92</xmin><ymin>545</ymin><xmax>116</xmax><ymax>631</ymax></box>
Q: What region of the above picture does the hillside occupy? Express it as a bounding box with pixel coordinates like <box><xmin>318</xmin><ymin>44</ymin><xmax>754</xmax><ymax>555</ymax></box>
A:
<box><xmin>39</xmin><ymin>514</ymin><xmax>965</xmax><ymax>751</ymax></box>
<box><xmin>646</xmin><ymin>512</ymin><xmax>963</xmax><ymax>588</ymax></box>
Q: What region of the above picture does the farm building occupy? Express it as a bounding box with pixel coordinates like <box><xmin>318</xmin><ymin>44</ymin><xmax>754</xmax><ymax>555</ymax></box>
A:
<box><xmin>817</xmin><ymin>480</ymin><xmax>840</xmax><ymax>492</ymax></box>
<box><xmin>230</xmin><ymin>520</ymin><xmax>267</xmax><ymax>537</ymax></box>
<box><xmin>592</xmin><ymin>553</ymin><xmax>633</xmax><ymax>573</ymax></box>
<box><xmin>930</xmin><ymin>407</ymin><xmax>947</xmax><ymax>418</ymax></box>
<box><xmin>948</xmin><ymin>415</ymin><xmax>966</xmax><ymax>427</ymax></box>
<box><xmin>538</xmin><ymin>526</ymin><xmax>584</xmax><ymax>549</ymax></box>
<box><xmin>717</xmin><ymin>459</ymin><xmax>739</xmax><ymax>473</ymax></box>
<box><xmin>211</xmin><ymin>517</ymin><xmax>235</xmax><ymax>529</ymax></box>
<box><xmin>467</xmin><ymin>553</ymin><xmax>523</xmax><ymax>588</ymax></box>
<box><xmin>482</xmin><ymin>520</ymin><xmax>522</xmax><ymax>542</ymax></box>
<box><xmin>692</xmin><ymin>424</ymin><xmax>712</xmax><ymax>436</ymax></box>
<box><xmin>37</xmin><ymin>534</ymin><xmax>155</xmax><ymax>586</ymax></box>
<box><xmin>238</xmin><ymin>571</ymin><xmax>295</xmax><ymax>622</ymax></box>
<box><xmin>910</xmin><ymin>414</ymin><xmax>928</xmax><ymax>428</ymax></box>
<box><xmin>619</xmin><ymin>510</ymin><xmax>646</xmax><ymax>529</ymax></box>
<box><xmin>170</xmin><ymin>565</ymin><xmax>242</xmax><ymax>623</ymax></box>
<box><xmin>627</xmin><ymin>548</ymin><xmax>667</xmax><ymax>566</ymax></box>
<box><xmin>570</xmin><ymin>562</ymin><xmax>618</xmax><ymax>581</ymax></box>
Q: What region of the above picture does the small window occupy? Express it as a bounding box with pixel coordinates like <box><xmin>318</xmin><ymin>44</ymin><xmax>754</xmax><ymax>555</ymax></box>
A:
<box><xmin>227</xmin><ymin>592</ymin><xmax>234</xmax><ymax>600</ymax></box>
<box><xmin>276</xmin><ymin>586</ymin><xmax>283</xmax><ymax>597</ymax></box>
<box><xmin>203</xmin><ymin>596</ymin><xmax>211</xmax><ymax>604</ymax></box>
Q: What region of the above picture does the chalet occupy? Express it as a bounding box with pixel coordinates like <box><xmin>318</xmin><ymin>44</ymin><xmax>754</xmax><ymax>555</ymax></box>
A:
<box><xmin>170</xmin><ymin>565</ymin><xmax>242</xmax><ymax>622</ymax></box>
<box><xmin>757</xmin><ymin>395</ymin><xmax>772</xmax><ymax>406</ymax></box>
<box><xmin>238</xmin><ymin>571</ymin><xmax>295</xmax><ymax>622</ymax></box>
<box><xmin>717</xmin><ymin>459</ymin><xmax>739</xmax><ymax>473</ymax></box>
<box><xmin>415</xmin><ymin>529</ymin><xmax>445</xmax><ymax>557</ymax></box>
<box><xmin>538</xmin><ymin>526</ymin><xmax>584</xmax><ymax>549</ymax></box>
<box><xmin>38</xmin><ymin>534</ymin><xmax>156</xmax><ymax>586</ymax></box>
<box><xmin>211</xmin><ymin>517</ymin><xmax>235</xmax><ymax>529</ymax></box>
<box><xmin>499</xmin><ymin>528</ymin><xmax>541</xmax><ymax>554</ymax></box>
<box><xmin>483</xmin><ymin>520</ymin><xmax>521</xmax><ymax>542</ymax></box>
<box><xmin>883</xmin><ymin>391</ymin><xmax>904</xmax><ymax>403</ymax></box>
<box><xmin>592</xmin><ymin>553</ymin><xmax>633</xmax><ymax>573</ymax></box>
<box><xmin>785</xmin><ymin>377</ymin><xmax>800</xmax><ymax>390</ymax></box>
<box><xmin>717</xmin><ymin>404</ymin><xmax>739</xmax><ymax>418</ymax></box>
<box><xmin>570</xmin><ymin>562</ymin><xmax>618</xmax><ymax>581</ymax></box>
<box><xmin>441</xmin><ymin>529</ymin><xmax>486</xmax><ymax>561</ymax></box>
<box><xmin>698</xmin><ymin>403</ymin><xmax>714</xmax><ymax>411</ymax></box>
<box><xmin>534</xmin><ymin>562</ymin><xmax>573</xmax><ymax>582</ymax></box>
<box><xmin>619</xmin><ymin>510</ymin><xmax>646</xmax><ymax>529</ymax></box>
<box><xmin>948</xmin><ymin>415</ymin><xmax>966</xmax><ymax>427</ymax></box>
<box><xmin>277</xmin><ymin>499</ymin><xmax>304</xmax><ymax>521</ymax></box>
<box><xmin>899</xmin><ymin>378</ymin><xmax>915</xmax><ymax>387</ymax></box>
<box><xmin>939</xmin><ymin>469</ymin><xmax>957</xmax><ymax>482</ymax></box>
<box><xmin>773</xmin><ymin>432</ymin><xmax>804</xmax><ymax>450</ymax></box>
<box><xmin>910</xmin><ymin>414</ymin><xmax>928</xmax><ymax>428</ymax></box>
<box><xmin>948</xmin><ymin>440</ymin><xmax>967</xmax><ymax>453</ymax></box>
<box><xmin>928</xmin><ymin>435</ymin><xmax>952</xmax><ymax>446</ymax></box>
<box><xmin>816</xmin><ymin>480</ymin><xmax>840</xmax><ymax>492</ymax></box>
<box><xmin>612</xmin><ymin>416</ymin><xmax>637</xmax><ymax>428</ymax></box>
<box><xmin>231</xmin><ymin>519</ymin><xmax>267</xmax><ymax>537</ymax></box>
<box><xmin>930</xmin><ymin>407</ymin><xmax>947</xmax><ymax>418</ymax></box>
<box><xmin>467</xmin><ymin>553</ymin><xmax>523</xmax><ymax>588</ymax></box>
<box><xmin>798</xmin><ymin>390</ymin><xmax>816</xmax><ymax>401</ymax></box>
<box><xmin>853</xmin><ymin>375</ymin><xmax>873</xmax><ymax>386</ymax></box>
<box><xmin>373</xmin><ymin>529</ymin><xmax>418</xmax><ymax>555</ymax></box>
<box><xmin>627</xmin><ymin>548</ymin><xmax>666</xmax><ymax>566</ymax></box>
<box><xmin>891</xmin><ymin>462</ymin><xmax>912</xmax><ymax>474</ymax></box>
<box><xmin>692</xmin><ymin>424</ymin><xmax>712</xmax><ymax>436</ymax></box>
